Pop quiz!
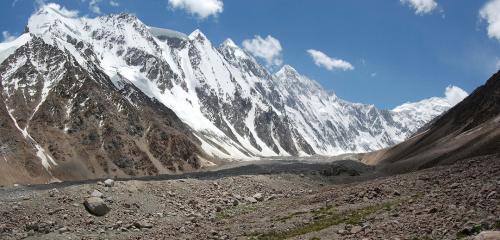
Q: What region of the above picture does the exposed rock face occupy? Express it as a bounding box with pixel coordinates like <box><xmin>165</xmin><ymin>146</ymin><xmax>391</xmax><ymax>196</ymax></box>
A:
<box><xmin>0</xmin><ymin>81</ymin><xmax>48</xmax><ymax>185</ymax></box>
<box><xmin>0</xmin><ymin>35</ymin><xmax>204</xmax><ymax>183</ymax></box>
<box><xmin>0</xmin><ymin>4</ymin><xmax>457</xmax><ymax>184</ymax></box>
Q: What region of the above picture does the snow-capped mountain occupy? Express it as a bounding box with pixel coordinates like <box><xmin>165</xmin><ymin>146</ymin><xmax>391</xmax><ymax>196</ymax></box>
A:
<box><xmin>0</xmin><ymin>3</ymin><xmax>466</xmax><ymax>183</ymax></box>
<box><xmin>272</xmin><ymin>66</ymin><xmax>468</xmax><ymax>154</ymax></box>
<box><xmin>392</xmin><ymin>86</ymin><xmax>469</xmax><ymax>129</ymax></box>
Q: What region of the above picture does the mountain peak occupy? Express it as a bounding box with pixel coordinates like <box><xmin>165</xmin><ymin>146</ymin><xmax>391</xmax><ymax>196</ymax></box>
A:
<box><xmin>114</xmin><ymin>12</ymin><xmax>138</xmax><ymax>20</ymax></box>
<box><xmin>189</xmin><ymin>29</ymin><xmax>208</xmax><ymax>41</ymax></box>
<box><xmin>217</xmin><ymin>38</ymin><xmax>271</xmax><ymax>78</ymax></box>
<box><xmin>219</xmin><ymin>38</ymin><xmax>250</xmax><ymax>60</ymax></box>
<box><xmin>27</xmin><ymin>3</ymin><xmax>80</xmax><ymax>35</ymax></box>
<box><xmin>221</xmin><ymin>38</ymin><xmax>237</xmax><ymax>48</ymax></box>
<box><xmin>103</xmin><ymin>13</ymin><xmax>144</xmax><ymax>25</ymax></box>
<box><xmin>282</xmin><ymin>64</ymin><xmax>297</xmax><ymax>72</ymax></box>
<box><xmin>276</xmin><ymin>65</ymin><xmax>299</xmax><ymax>77</ymax></box>
<box><xmin>274</xmin><ymin>64</ymin><xmax>328</xmax><ymax>96</ymax></box>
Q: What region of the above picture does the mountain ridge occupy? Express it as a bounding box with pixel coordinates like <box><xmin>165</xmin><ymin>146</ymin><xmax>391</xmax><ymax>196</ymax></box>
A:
<box><xmin>0</xmin><ymin>3</ymin><xmax>467</xmax><ymax>183</ymax></box>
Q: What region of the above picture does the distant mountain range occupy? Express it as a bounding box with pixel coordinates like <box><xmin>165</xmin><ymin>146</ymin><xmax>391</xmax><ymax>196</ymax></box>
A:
<box><xmin>0</xmin><ymin>4</ymin><xmax>465</xmax><ymax>184</ymax></box>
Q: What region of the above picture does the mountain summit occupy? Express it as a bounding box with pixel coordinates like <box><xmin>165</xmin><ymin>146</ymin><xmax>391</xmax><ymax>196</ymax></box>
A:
<box><xmin>0</xmin><ymin>4</ymin><xmax>465</xmax><ymax>183</ymax></box>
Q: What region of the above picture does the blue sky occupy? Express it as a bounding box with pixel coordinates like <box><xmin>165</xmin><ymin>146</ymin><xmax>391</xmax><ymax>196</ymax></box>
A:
<box><xmin>1</xmin><ymin>0</ymin><xmax>500</xmax><ymax>109</ymax></box>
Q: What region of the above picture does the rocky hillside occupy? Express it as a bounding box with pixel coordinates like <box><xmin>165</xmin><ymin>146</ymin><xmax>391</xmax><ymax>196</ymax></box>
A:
<box><xmin>0</xmin><ymin>3</ymin><xmax>464</xmax><ymax>184</ymax></box>
<box><xmin>364</xmin><ymin>71</ymin><xmax>500</xmax><ymax>173</ymax></box>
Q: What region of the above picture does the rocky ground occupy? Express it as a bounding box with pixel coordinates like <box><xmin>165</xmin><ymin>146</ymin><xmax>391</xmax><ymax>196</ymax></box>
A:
<box><xmin>0</xmin><ymin>155</ymin><xmax>499</xmax><ymax>240</ymax></box>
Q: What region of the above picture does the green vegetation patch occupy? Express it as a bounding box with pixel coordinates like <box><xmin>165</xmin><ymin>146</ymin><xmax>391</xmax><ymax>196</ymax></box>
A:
<box><xmin>215</xmin><ymin>203</ymin><xmax>259</xmax><ymax>220</ymax></box>
<box><xmin>248</xmin><ymin>198</ymin><xmax>406</xmax><ymax>240</ymax></box>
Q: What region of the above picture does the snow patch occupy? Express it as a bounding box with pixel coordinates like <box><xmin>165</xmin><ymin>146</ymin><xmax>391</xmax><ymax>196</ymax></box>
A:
<box><xmin>6</xmin><ymin>107</ymin><xmax>57</xmax><ymax>170</ymax></box>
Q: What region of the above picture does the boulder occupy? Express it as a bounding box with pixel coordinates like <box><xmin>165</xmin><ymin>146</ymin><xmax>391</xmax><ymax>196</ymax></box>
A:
<box><xmin>253</xmin><ymin>193</ymin><xmax>264</xmax><ymax>202</ymax></box>
<box><xmin>48</xmin><ymin>188</ymin><xmax>59</xmax><ymax>197</ymax></box>
<box><xmin>216</xmin><ymin>206</ymin><xmax>223</xmax><ymax>212</ymax></box>
<box><xmin>57</xmin><ymin>227</ymin><xmax>69</xmax><ymax>234</ymax></box>
<box><xmin>104</xmin><ymin>179</ymin><xmax>115</xmax><ymax>187</ymax></box>
<box><xmin>84</xmin><ymin>197</ymin><xmax>110</xmax><ymax>216</ymax></box>
<box><xmin>266</xmin><ymin>195</ymin><xmax>277</xmax><ymax>201</ymax></box>
<box><xmin>245</xmin><ymin>197</ymin><xmax>257</xmax><ymax>204</ymax></box>
<box><xmin>350</xmin><ymin>225</ymin><xmax>362</xmax><ymax>234</ymax></box>
<box><xmin>91</xmin><ymin>190</ymin><xmax>104</xmax><ymax>198</ymax></box>
<box><xmin>427</xmin><ymin>207</ymin><xmax>438</xmax><ymax>214</ymax></box>
<box><xmin>133</xmin><ymin>221</ymin><xmax>153</xmax><ymax>229</ymax></box>
<box><xmin>126</xmin><ymin>185</ymin><xmax>138</xmax><ymax>193</ymax></box>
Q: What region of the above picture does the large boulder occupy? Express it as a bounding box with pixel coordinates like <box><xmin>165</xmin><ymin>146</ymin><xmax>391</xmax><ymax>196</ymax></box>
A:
<box><xmin>104</xmin><ymin>179</ymin><xmax>115</xmax><ymax>187</ymax></box>
<box><xmin>84</xmin><ymin>197</ymin><xmax>110</xmax><ymax>216</ymax></box>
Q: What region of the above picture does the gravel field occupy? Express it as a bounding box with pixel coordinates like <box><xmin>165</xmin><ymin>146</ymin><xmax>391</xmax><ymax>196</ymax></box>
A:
<box><xmin>0</xmin><ymin>156</ymin><xmax>498</xmax><ymax>240</ymax></box>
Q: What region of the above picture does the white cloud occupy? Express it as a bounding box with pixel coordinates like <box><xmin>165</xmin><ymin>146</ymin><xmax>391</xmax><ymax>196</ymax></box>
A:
<box><xmin>480</xmin><ymin>0</ymin><xmax>500</xmax><ymax>42</ymax></box>
<box><xmin>400</xmin><ymin>0</ymin><xmax>438</xmax><ymax>15</ymax></box>
<box><xmin>444</xmin><ymin>85</ymin><xmax>468</xmax><ymax>106</ymax></box>
<box><xmin>109</xmin><ymin>0</ymin><xmax>119</xmax><ymax>7</ymax></box>
<box><xmin>307</xmin><ymin>49</ymin><xmax>354</xmax><ymax>71</ymax></box>
<box><xmin>35</xmin><ymin>0</ymin><xmax>46</xmax><ymax>8</ymax></box>
<box><xmin>38</xmin><ymin>2</ymin><xmax>79</xmax><ymax>18</ymax></box>
<box><xmin>2</xmin><ymin>31</ymin><xmax>16</xmax><ymax>43</ymax></box>
<box><xmin>371</xmin><ymin>72</ymin><xmax>377</xmax><ymax>77</ymax></box>
<box><xmin>89</xmin><ymin>0</ymin><xmax>103</xmax><ymax>14</ymax></box>
<box><xmin>81</xmin><ymin>0</ymin><xmax>117</xmax><ymax>13</ymax></box>
<box><xmin>168</xmin><ymin>0</ymin><xmax>223</xmax><ymax>19</ymax></box>
<box><xmin>242</xmin><ymin>35</ymin><xmax>283</xmax><ymax>67</ymax></box>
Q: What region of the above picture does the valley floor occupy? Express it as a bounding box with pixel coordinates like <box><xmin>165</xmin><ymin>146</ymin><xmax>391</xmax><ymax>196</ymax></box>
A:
<box><xmin>0</xmin><ymin>156</ymin><xmax>499</xmax><ymax>240</ymax></box>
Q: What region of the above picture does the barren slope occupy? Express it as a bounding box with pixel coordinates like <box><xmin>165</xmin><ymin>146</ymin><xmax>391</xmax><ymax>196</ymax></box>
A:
<box><xmin>364</xmin><ymin>71</ymin><xmax>500</xmax><ymax>173</ymax></box>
